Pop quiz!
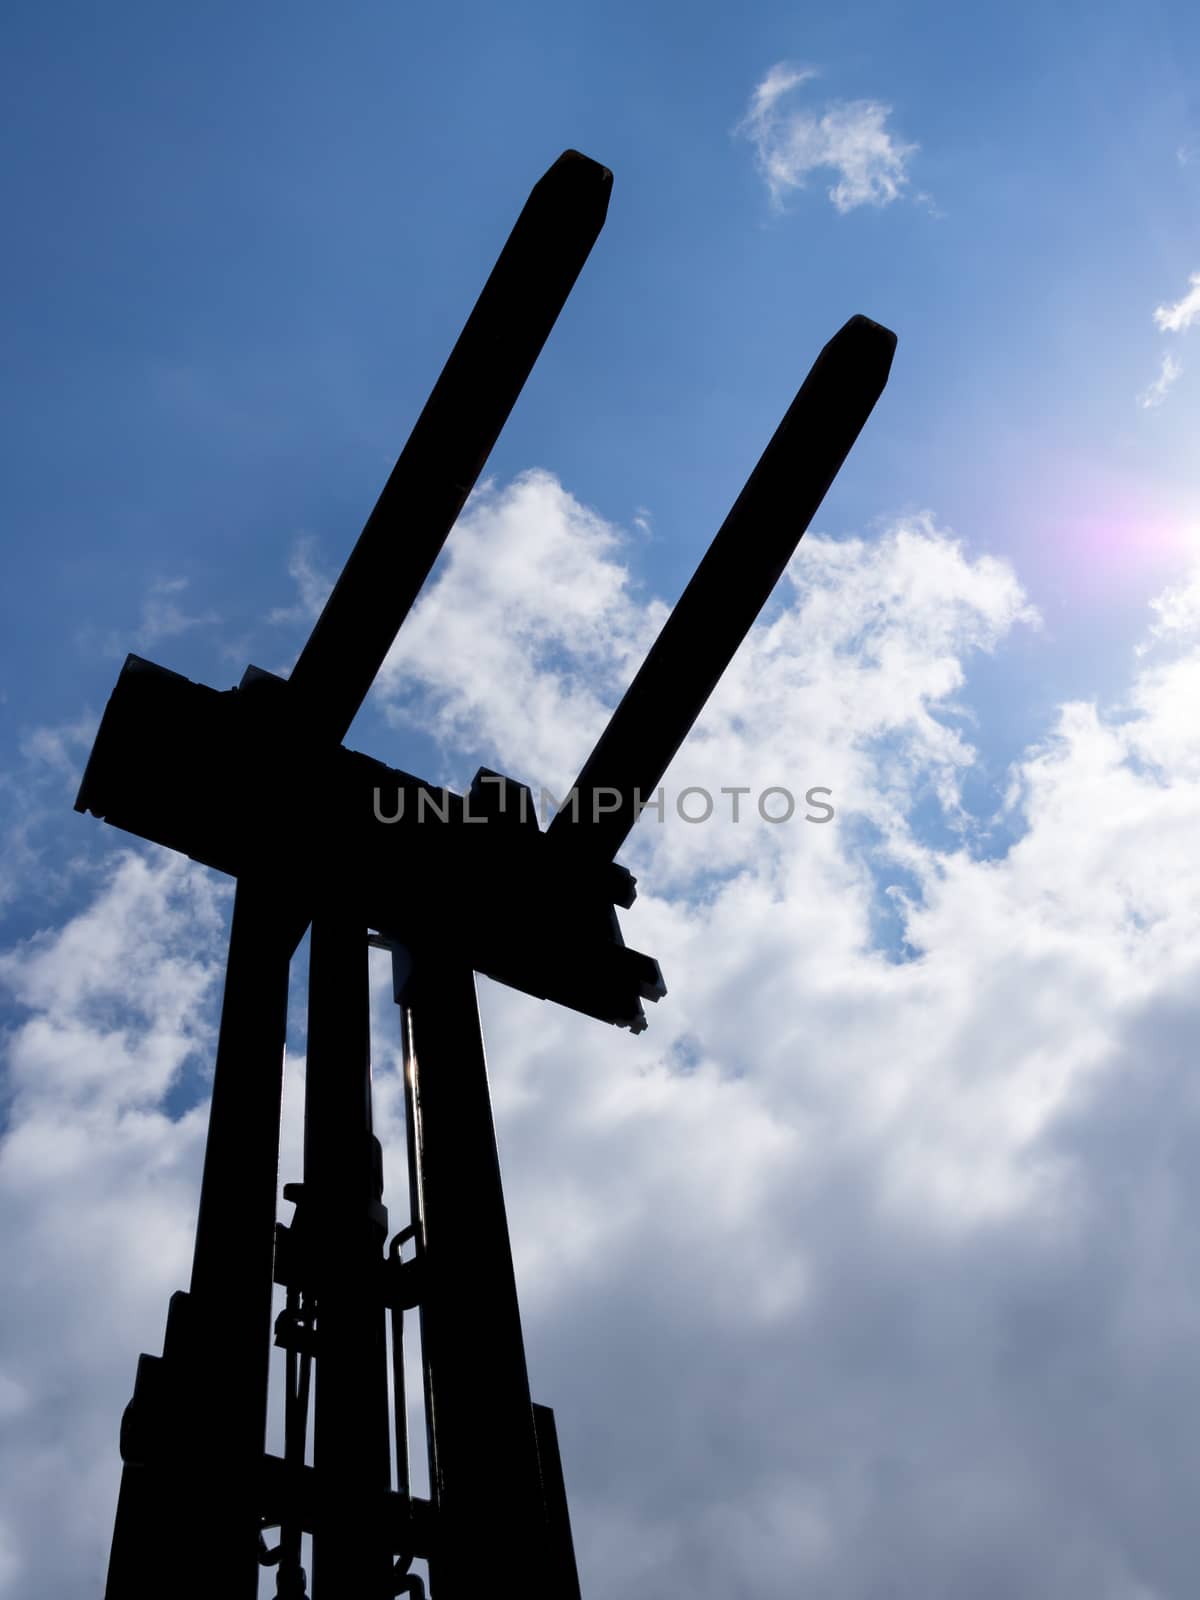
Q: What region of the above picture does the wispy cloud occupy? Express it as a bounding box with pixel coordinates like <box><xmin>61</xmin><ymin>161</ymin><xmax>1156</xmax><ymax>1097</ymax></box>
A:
<box><xmin>1138</xmin><ymin>351</ymin><xmax>1183</xmax><ymax>409</ymax></box>
<box><xmin>1139</xmin><ymin>270</ymin><xmax>1200</xmax><ymax>409</ymax></box>
<box><xmin>134</xmin><ymin>577</ymin><xmax>218</xmax><ymax>646</ymax></box>
<box><xmin>736</xmin><ymin>62</ymin><xmax>919</xmax><ymax>214</ymax></box>
<box><xmin>1153</xmin><ymin>272</ymin><xmax>1200</xmax><ymax>334</ymax></box>
<box><xmin>267</xmin><ymin>536</ymin><xmax>334</xmax><ymax>627</ymax></box>
<box><xmin>90</xmin><ymin>577</ymin><xmax>220</xmax><ymax>660</ymax></box>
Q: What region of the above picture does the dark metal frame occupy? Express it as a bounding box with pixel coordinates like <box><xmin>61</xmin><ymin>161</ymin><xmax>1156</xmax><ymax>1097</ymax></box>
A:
<box><xmin>75</xmin><ymin>149</ymin><xmax>896</xmax><ymax>1597</ymax></box>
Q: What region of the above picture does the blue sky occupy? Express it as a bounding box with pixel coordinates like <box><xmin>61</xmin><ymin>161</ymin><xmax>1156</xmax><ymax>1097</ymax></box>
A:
<box><xmin>4</xmin><ymin>0</ymin><xmax>1200</xmax><ymax>821</ymax></box>
<box><xmin>8</xmin><ymin>2</ymin><xmax>1200</xmax><ymax>1595</ymax></box>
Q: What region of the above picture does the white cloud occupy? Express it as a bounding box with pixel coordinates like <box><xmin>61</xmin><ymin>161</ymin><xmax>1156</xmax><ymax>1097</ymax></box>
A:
<box><xmin>1153</xmin><ymin>272</ymin><xmax>1200</xmax><ymax>334</ymax></box>
<box><xmin>374</xmin><ymin>481</ymin><xmax>1034</xmax><ymax>880</ymax></box>
<box><xmin>86</xmin><ymin>577</ymin><xmax>220</xmax><ymax>663</ymax></box>
<box><xmin>134</xmin><ymin>577</ymin><xmax>218</xmax><ymax>647</ymax></box>
<box><xmin>0</xmin><ymin>715</ymin><xmax>99</xmax><ymax>915</ymax></box>
<box><xmin>1142</xmin><ymin>563</ymin><xmax>1200</xmax><ymax>647</ymax></box>
<box><xmin>267</xmin><ymin>536</ymin><xmax>334</xmax><ymax>627</ymax></box>
<box><xmin>744</xmin><ymin>61</ymin><xmax>821</xmax><ymax>123</ymax></box>
<box><xmin>9</xmin><ymin>475</ymin><xmax>1200</xmax><ymax>1596</ymax></box>
<box><xmin>374</xmin><ymin>469</ymin><xmax>668</xmax><ymax>786</ymax></box>
<box><xmin>1138</xmin><ymin>351</ymin><xmax>1182</xmax><ymax>408</ymax></box>
<box><xmin>736</xmin><ymin>63</ymin><xmax>919</xmax><ymax>213</ymax></box>
<box><xmin>17</xmin><ymin>717</ymin><xmax>95</xmax><ymax>779</ymax></box>
<box><xmin>0</xmin><ymin>849</ymin><xmax>229</xmax><ymax>1594</ymax></box>
<box><xmin>1140</xmin><ymin>270</ymin><xmax>1200</xmax><ymax>411</ymax></box>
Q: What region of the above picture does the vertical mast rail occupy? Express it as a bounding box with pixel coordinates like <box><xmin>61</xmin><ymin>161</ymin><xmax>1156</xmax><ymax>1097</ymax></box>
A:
<box><xmin>398</xmin><ymin>956</ymin><xmax>550</xmax><ymax>1596</ymax></box>
<box><xmin>304</xmin><ymin>909</ymin><xmax>393</xmax><ymax>1597</ymax></box>
<box><xmin>106</xmin><ymin>876</ymin><xmax>296</xmax><ymax>1600</ymax></box>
